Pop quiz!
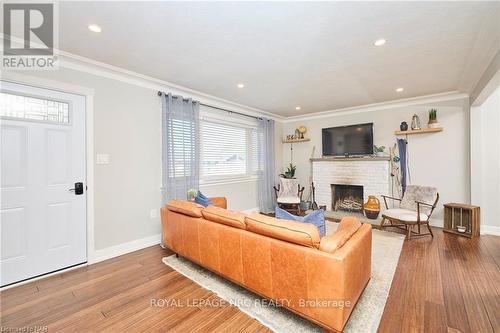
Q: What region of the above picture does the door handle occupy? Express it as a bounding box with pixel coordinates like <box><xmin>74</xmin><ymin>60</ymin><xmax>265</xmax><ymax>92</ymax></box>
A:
<box><xmin>69</xmin><ymin>182</ymin><xmax>84</xmax><ymax>195</ymax></box>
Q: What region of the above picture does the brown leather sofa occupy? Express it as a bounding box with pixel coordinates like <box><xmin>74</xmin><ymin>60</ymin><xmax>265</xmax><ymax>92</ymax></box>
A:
<box><xmin>160</xmin><ymin>198</ymin><xmax>372</xmax><ymax>332</ymax></box>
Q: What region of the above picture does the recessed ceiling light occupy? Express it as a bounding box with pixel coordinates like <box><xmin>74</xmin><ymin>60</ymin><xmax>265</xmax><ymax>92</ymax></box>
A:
<box><xmin>237</xmin><ymin>83</ymin><xmax>245</xmax><ymax>88</ymax></box>
<box><xmin>295</xmin><ymin>106</ymin><xmax>301</xmax><ymax>110</ymax></box>
<box><xmin>396</xmin><ymin>87</ymin><xmax>404</xmax><ymax>92</ymax></box>
<box><xmin>88</xmin><ymin>24</ymin><xmax>102</xmax><ymax>33</ymax></box>
<box><xmin>373</xmin><ymin>38</ymin><xmax>387</xmax><ymax>46</ymax></box>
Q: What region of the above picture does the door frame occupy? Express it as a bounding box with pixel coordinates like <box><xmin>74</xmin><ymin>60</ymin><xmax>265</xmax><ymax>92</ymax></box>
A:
<box><xmin>1</xmin><ymin>72</ymin><xmax>97</xmax><ymax>276</ymax></box>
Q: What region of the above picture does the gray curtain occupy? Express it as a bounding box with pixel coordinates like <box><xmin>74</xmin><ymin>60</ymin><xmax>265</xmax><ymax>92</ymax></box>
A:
<box><xmin>161</xmin><ymin>93</ymin><xmax>200</xmax><ymax>203</ymax></box>
<box><xmin>257</xmin><ymin>118</ymin><xmax>276</xmax><ymax>213</ymax></box>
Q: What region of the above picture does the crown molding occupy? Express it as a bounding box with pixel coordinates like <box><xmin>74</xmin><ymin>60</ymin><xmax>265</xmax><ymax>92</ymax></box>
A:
<box><xmin>0</xmin><ymin>34</ymin><xmax>284</xmax><ymax>122</ymax></box>
<box><xmin>1</xmin><ymin>34</ymin><xmax>470</xmax><ymax>123</ymax></box>
<box><xmin>57</xmin><ymin>51</ymin><xmax>286</xmax><ymax>122</ymax></box>
<box><xmin>282</xmin><ymin>91</ymin><xmax>469</xmax><ymax>123</ymax></box>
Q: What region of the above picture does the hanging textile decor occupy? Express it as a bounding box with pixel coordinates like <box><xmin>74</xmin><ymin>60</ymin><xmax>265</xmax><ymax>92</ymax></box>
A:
<box><xmin>397</xmin><ymin>138</ymin><xmax>407</xmax><ymax>194</ymax></box>
<box><xmin>389</xmin><ymin>143</ymin><xmax>402</xmax><ymax>198</ymax></box>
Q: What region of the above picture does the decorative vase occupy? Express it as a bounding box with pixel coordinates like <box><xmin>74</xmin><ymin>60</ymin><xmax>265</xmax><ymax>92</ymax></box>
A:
<box><xmin>363</xmin><ymin>195</ymin><xmax>380</xmax><ymax>219</ymax></box>
<box><xmin>428</xmin><ymin>121</ymin><xmax>441</xmax><ymax>129</ymax></box>
<box><xmin>400</xmin><ymin>121</ymin><xmax>408</xmax><ymax>131</ymax></box>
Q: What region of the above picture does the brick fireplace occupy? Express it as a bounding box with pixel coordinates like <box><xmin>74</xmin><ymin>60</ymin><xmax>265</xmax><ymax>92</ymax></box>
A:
<box><xmin>311</xmin><ymin>157</ymin><xmax>390</xmax><ymax>212</ymax></box>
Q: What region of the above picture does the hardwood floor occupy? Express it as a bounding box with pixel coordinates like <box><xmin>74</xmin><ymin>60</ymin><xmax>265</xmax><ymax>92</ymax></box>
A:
<box><xmin>1</xmin><ymin>228</ymin><xmax>499</xmax><ymax>332</ymax></box>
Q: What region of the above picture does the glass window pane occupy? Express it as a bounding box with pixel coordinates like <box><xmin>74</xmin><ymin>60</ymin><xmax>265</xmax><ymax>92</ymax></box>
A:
<box><xmin>0</xmin><ymin>92</ymin><xmax>70</xmax><ymax>123</ymax></box>
<box><xmin>201</xmin><ymin>121</ymin><xmax>247</xmax><ymax>178</ymax></box>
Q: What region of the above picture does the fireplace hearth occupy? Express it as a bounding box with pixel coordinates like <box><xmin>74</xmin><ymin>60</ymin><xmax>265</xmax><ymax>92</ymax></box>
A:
<box><xmin>331</xmin><ymin>184</ymin><xmax>364</xmax><ymax>212</ymax></box>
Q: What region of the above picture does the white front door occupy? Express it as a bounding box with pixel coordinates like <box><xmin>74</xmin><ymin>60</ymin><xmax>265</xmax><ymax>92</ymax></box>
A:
<box><xmin>1</xmin><ymin>81</ymin><xmax>87</xmax><ymax>287</ymax></box>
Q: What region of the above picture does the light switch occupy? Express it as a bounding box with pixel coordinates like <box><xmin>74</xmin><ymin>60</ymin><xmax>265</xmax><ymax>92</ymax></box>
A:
<box><xmin>150</xmin><ymin>209</ymin><xmax>157</xmax><ymax>219</ymax></box>
<box><xmin>96</xmin><ymin>153</ymin><xmax>110</xmax><ymax>165</ymax></box>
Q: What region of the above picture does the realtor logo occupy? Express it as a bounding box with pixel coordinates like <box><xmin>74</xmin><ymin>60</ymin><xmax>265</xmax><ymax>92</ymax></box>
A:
<box><xmin>2</xmin><ymin>2</ymin><xmax>58</xmax><ymax>69</ymax></box>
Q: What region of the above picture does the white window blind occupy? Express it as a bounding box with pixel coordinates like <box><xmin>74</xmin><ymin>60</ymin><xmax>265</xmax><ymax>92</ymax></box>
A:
<box><xmin>200</xmin><ymin>120</ymin><xmax>248</xmax><ymax>179</ymax></box>
<box><xmin>168</xmin><ymin>119</ymin><xmax>196</xmax><ymax>177</ymax></box>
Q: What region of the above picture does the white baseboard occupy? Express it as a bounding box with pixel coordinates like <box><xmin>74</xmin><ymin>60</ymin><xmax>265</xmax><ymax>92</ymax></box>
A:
<box><xmin>88</xmin><ymin>233</ymin><xmax>161</xmax><ymax>264</ymax></box>
<box><xmin>482</xmin><ymin>225</ymin><xmax>500</xmax><ymax>236</ymax></box>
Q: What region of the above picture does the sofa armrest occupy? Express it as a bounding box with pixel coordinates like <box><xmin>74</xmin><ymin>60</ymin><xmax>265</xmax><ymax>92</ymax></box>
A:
<box><xmin>210</xmin><ymin>197</ymin><xmax>227</xmax><ymax>209</ymax></box>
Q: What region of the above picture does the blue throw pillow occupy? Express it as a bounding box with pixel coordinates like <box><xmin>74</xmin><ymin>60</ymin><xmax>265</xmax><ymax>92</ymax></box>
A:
<box><xmin>194</xmin><ymin>191</ymin><xmax>213</xmax><ymax>207</ymax></box>
<box><xmin>275</xmin><ymin>207</ymin><xmax>326</xmax><ymax>237</ymax></box>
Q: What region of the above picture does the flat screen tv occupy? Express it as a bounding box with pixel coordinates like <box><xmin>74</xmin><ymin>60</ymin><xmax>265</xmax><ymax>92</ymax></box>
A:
<box><xmin>322</xmin><ymin>123</ymin><xmax>374</xmax><ymax>156</ymax></box>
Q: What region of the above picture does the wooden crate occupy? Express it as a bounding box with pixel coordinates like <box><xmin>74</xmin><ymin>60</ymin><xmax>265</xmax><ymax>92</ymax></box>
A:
<box><xmin>443</xmin><ymin>203</ymin><xmax>480</xmax><ymax>238</ymax></box>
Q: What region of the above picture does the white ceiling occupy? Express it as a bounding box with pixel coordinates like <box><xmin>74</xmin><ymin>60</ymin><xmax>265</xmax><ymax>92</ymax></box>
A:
<box><xmin>55</xmin><ymin>2</ymin><xmax>500</xmax><ymax>116</ymax></box>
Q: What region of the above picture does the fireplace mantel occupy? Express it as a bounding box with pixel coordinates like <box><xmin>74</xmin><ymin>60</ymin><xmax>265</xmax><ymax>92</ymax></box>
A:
<box><xmin>310</xmin><ymin>156</ymin><xmax>390</xmax><ymax>162</ymax></box>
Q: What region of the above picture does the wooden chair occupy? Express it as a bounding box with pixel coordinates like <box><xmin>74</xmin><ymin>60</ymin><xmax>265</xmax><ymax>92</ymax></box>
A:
<box><xmin>273</xmin><ymin>178</ymin><xmax>304</xmax><ymax>215</ymax></box>
<box><xmin>380</xmin><ymin>185</ymin><xmax>439</xmax><ymax>240</ymax></box>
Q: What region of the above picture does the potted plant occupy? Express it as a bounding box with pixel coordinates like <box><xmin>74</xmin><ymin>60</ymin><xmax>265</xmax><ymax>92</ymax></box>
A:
<box><xmin>428</xmin><ymin>109</ymin><xmax>440</xmax><ymax>128</ymax></box>
<box><xmin>280</xmin><ymin>163</ymin><xmax>296</xmax><ymax>179</ymax></box>
<box><xmin>373</xmin><ymin>145</ymin><xmax>386</xmax><ymax>156</ymax></box>
<box><xmin>187</xmin><ymin>188</ymin><xmax>198</xmax><ymax>201</ymax></box>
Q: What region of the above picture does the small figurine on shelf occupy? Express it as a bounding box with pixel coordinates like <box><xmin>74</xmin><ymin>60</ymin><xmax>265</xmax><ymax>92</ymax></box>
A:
<box><xmin>298</xmin><ymin>126</ymin><xmax>307</xmax><ymax>139</ymax></box>
<box><xmin>411</xmin><ymin>114</ymin><xmax>421</xmax><ymax>130</ymax></box>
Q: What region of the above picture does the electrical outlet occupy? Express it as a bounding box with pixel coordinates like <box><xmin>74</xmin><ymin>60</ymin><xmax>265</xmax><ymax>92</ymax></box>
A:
<box><xmin>150</xmin><ymin>209</ymin><xmax>157</xmax><ymax>219</ymax></box>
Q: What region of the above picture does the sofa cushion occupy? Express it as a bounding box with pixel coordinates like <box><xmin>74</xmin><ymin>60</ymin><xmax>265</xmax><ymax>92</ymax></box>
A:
<box><xmin>245</xmin><ymin>213</ymin><xmax>321</xmax><ymax>249</ymax></box>
<box><xmin>383</xmin><ymin>208</ymin><xmax>428</xmax><ymax>222</ymax></box>
<box><xmin>275</xmin><ymin>207</ymin><xmax>326</xmax><ymax>237</ymax></box>
<box><xmin>201</xmin><ymin>206</ymin><xmax>246</xmax><ymax>229</ymax></box>
<box><xmin>276</xmin><ymin>196</ymin><xmax>301</xmax><ymax>204</ymax></box>
<box><xmin>319</xmin><ymin>217</ymin><xmax>362</xmax><ymax>254</ymax></box>
<box><xmin>400</xmin><ymin>185</ymin><xmax>437</xmax><ymax>215</ymax></box>
<box><xmin>194</xmin><ymin>191</ymin><xmax>213</xmax><ymax>207</ymax></box>
<box><xmin>166</xmin><ymin>200</ymin><xmax>204</xmax><ymax>218</ymax></box>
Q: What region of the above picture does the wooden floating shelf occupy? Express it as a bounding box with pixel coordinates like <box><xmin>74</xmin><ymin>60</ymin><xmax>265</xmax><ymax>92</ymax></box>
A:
<box><xmin>394</xmin><ymin>127</ymin><xmax>443</xmax><ymax>136</ymax></box>
<box><xmin>282</xmin><ymin>138</ymin><xmax>311</xmax><ymax>143</ymax></box>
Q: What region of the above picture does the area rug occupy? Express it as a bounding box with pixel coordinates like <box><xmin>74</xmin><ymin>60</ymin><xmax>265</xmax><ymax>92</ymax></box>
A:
<box><xmin>162</xmin><ymin>221</ymin><xmax>404</xmax><ymax>333</ymax></box>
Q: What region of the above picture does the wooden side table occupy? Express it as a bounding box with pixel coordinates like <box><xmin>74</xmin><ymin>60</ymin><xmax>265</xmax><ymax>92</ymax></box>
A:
<box><xmin>443</xmin><ymin>203</ymin><xmax>480</xmax><ymax>238</ymax></box>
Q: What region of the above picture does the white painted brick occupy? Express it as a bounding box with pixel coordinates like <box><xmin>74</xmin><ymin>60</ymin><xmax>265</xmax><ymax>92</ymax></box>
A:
<box><xmin>312</xmin><ymin>160</ymin><xmax>390</xmax><ymax>210</ymax></box>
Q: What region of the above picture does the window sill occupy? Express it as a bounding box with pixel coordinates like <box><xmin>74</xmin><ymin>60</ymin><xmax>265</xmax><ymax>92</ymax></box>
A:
<box><xmin>200</xmin><ymin>176</ymin><xmax>259</xmax><ymax>187</ymax></box>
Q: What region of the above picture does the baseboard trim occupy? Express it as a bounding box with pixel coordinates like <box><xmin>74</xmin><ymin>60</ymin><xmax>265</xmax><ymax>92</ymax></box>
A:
<box><xmin>89</xmin><ymin>234</ymin><xmax>161</xmax><ymax>264</ymax></box>
<box><xmin>482</xmin><ymin>225</ymin><xmax>500</xmax><ymax>236</ymax></box>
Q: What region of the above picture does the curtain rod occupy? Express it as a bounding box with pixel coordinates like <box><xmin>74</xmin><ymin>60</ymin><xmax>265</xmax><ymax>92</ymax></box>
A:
<box><xmin>157</xmin><ymin>91</ymin><xmax>263</xmax><ymax>120</ymax></box>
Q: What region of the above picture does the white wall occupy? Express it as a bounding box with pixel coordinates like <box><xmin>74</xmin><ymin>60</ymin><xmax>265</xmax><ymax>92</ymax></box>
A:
<box><xmin>282</xmin><ymin>98</ymin><xmax>471</xmax><ymax>224</ymax></box>
<box><xmin>3</xmin><ymin>61</ymin><xmax>279</xmax><ymax>254</ymax></box>
<box><xmin>471</xmin><ymin>85</ymin><xmax>500</xmax><ymax>235</ymax></box>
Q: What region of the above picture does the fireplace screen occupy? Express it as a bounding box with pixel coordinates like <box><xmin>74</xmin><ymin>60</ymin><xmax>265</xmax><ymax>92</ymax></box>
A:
<box><xmin>331</xmin><ymin>184</ymin><xmax>364</xmax><ymax>212</ymax></box>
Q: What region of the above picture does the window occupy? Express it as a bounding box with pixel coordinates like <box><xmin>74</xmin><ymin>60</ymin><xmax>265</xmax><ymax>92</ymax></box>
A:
<box><xmin>200</xmin><ymin>112</ymin><xmax>260</xmax><ymax>182</ymax></box>
<box><xmin>0</xmin><ymin>92</ymin><xmax>69</xmax><ymax>123</ymax></box>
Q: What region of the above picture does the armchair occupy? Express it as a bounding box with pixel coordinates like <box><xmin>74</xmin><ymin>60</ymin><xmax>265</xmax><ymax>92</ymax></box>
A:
<box><xmin>273</xmin><ymin>177</ymin><xmax>304</xmax><ymax>215</ymax></box>
<box><xmin>380</xmin><ymin>185</ymin><xmax>439</xmax><ymax>239</ymax></box>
